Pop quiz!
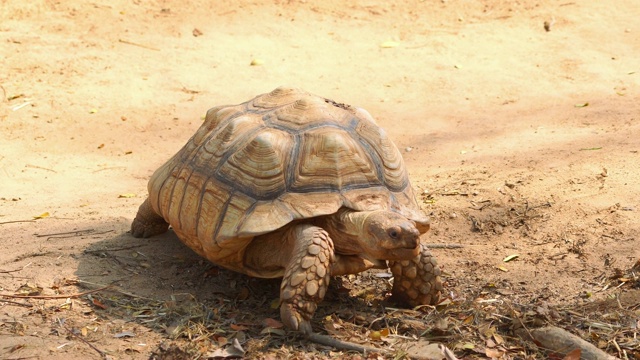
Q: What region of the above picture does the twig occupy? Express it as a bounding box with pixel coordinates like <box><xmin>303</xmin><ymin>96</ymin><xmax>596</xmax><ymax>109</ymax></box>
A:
<box><xmin>76</xmin><ymin>280</ymin><xmax>154</xmax><ymax>300</ymax></box>
<box><xmin>0</xmin><ymin>219</ymin><xmax>37</xmax><ymax>225</ymax></box>
<box><xmin>60</xmin><ymin>321</ymin><xmax>107</xmax><ymax>359</ymax></box>
<box><xmin>549</xmin><ymin>252</ymin><xmax>569</xmax><ymax>260</ymax></box>
<box><xmin>35</xmin><ymin>229</ymin><xmax>114</xmax><ymax>241</ymax></box>
<box><xmin>118</xmin><ymin>38</ymin><xmax>160</xmax><ymax>51</ymax></box>
<box><xmin>92</xmin><ymin>166</ymin><xmax>127</xmax><ymax>173</ymax></box>
<box><xmin>425</xmin><ymin>244</ymin><xmax>465</xmax><ymax>249</ymax></box>
<box><xmin>25</xmin><ymin>164</ymin><xmax>56</xmax><ymax>172</ymax></box>
<box><xmin>0</xmin><ymin>285</ymin><xmax>113</xmax><ymax>299</ymax></box>
<box><xmin>0</xmin><ymin>262</ymin><xmax>31</xmax><ymax>274</ymax></box>
<box><xmin>36</xmin><ymin>229</ymin><xmax>96</xmax><ymax>237</ymax></box>
<box><xmin>11</xmin><ymin>101</ymin><xmax>31</xmax><ymax>111</ymax></box>
<box><xmin>504</xmin><ymin>301</ymin><xmax>534</xmax><ymax>341</ymax></box>
<box><xmin>308</xmin><ymin>332</ymin><xmax>390</xmax><ymax>354</ymax></box>
<box><xmin>83</xmin><ymin>244</ymin><xmax>147</xmax><ymax>254</ymax></box>
<box><xmin>0</xmin><ymin>298</ymin><xmax>33</xmax><ymax>307</ymax></box>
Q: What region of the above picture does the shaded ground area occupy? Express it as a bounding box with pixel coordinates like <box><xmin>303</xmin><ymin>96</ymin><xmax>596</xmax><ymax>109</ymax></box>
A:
<box><xmin>1</xmin><ymin>1</ymin><xmax>639</xmax><ymax>359</ymax></box>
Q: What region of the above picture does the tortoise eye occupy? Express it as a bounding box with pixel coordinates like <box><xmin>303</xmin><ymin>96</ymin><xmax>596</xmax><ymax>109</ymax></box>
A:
<box><xmin>388</xmin><ymin>227</ymin><xmax>400</xmax><ymax>239</ymax></box>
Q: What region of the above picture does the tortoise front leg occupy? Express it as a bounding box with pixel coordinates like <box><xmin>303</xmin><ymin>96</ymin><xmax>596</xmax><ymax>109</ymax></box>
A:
<box><xmin>389</xmin><ymin>243</ymin><xmax>442</xmax><ymax>307</ymax></box>
<box><xmin>279</xmin><ymin>224</ymin><xmax>335</xmax><ymax>334</ymax></box>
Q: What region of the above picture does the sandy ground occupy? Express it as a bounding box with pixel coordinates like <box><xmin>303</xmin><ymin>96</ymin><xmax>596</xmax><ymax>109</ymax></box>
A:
<box><xmin>1</xmin><ymin>1</ymin><xmax>639</xmax><ymax>359</ymax></box>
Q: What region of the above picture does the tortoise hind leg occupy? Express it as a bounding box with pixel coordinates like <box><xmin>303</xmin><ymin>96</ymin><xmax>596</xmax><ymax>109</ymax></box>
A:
<box><xmin>131</xmin><ymin>198</ymin><xmax>169</xmax><ymax>238</ymax></box>
<box><xmin>389</xmin><ymin>243</ymin><xmax>442</xmax><ymax>307</ymax></box>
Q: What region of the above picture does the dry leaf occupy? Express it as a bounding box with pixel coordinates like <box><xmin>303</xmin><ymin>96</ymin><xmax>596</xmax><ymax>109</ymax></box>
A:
<box><xmin>236</xmin><ymin>286</ymin><xmax>250</xmax><ymax>300</ymax></box>
<box><xmin>485</xmin><ymin>347</ymin><xmax>504</xmax><ymax>359</ymax></box>
<box><xmin>33</xmin><ymin>212</ymin><xmax>49</xmax><ymax>219</ymax></box>
<box><xmin>16</xmin><ymin>283</ymin><xmax>43</xmax><ymax>296</ymax></box>
<box><xmin>262</xmin><ymin>318</ymin><xmax>283</xmax><ymax>329</ymax></box>
<box><xmin>463</xmin><ymin>315</ymin><xmax>475</xmax><ymax>324</ymax></box>
<box><xmin>260</xmin><ymin>327</ymin><xmax>286</xmax><ymax>336</ymax></box>
<box><xmin>405</xmin><ymin>340</ymin><xmax>445</xmax><ymax>360</ymax></box>
<box><xmin>503</xmin><ymin>254</ymin><xmax>519</xmax><ymax>262</ymax></box>
<box><xmin>562</xmin><ymin>348</ymin><xmax>581</xmax><ymax>360</ymax></box>
<box><xmin>379</xmin><ymin>41</ymin><xmax>399</xmax><ymax>48</ymax></box>
<box><xmin>230</xmin><ymin>323</ymin><xmax>249</xmax><ymax>331</ymax></box>
<box><xmin>92</xmin><ymin>298</ymin><xmax>108</xmax><ymax>309</ymax></box>
<box><xmin>269</xmin><ymin>298</ymin><xmax>280</xmax><ymax>309</ymax></box>
<box><xmin>114</xmin><ymin>331</ymin><xmax>135</xmax><ymax>338</ymax></box>
<box><xmin>118</xmin><ymin>193</ymin><xmax>136</xmax><ymax>198</ymax></box>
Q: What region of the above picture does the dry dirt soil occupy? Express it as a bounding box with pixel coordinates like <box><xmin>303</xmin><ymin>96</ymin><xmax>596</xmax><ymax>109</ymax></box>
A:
<box><xmin>1</xmin><ymin>1</ymin><xmax>639</xmax><ymax>359</ymax></box>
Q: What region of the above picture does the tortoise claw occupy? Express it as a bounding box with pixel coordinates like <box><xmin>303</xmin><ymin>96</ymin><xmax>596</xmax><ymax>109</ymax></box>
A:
<box><xmin>280</xmin><ymin>302</ymin><xmax>313</xmax><ymax>335</ymax></box>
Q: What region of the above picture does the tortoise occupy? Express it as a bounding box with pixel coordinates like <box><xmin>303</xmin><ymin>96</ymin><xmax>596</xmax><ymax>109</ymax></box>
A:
<box><xmin>131</xmin><ymin>86</ymin><xmax>442</xmax><ymax>335</ymax></box>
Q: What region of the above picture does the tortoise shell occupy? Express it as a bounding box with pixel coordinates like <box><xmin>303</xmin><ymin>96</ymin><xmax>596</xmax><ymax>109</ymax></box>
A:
<box><xmin>146</xmin><ymin>87</ymin><xmax>427</xmax><ymax>269</ymax></box>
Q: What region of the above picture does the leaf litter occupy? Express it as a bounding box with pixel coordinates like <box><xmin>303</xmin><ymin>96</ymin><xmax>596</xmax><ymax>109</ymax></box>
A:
<box><xmin>2</xmin><ymin>246</ymin><xmax>637</xmax><ymax>359</ymax></box>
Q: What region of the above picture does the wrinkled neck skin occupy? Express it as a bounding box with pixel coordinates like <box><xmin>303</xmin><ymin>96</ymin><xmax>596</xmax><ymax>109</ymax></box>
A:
<box><xmin>319</xmin><ymin>208</ymin><xmax>381</xmax><ymax>254</ymax></box>
<box><xmin>337</xmin><ymin>208</ymin><xmax>380</xmax><ymax>236</ymax></box>
<box><xmin>317</xmin><ymin>208</ymin><xmax>388</xmax><ymax>271</ymax></box>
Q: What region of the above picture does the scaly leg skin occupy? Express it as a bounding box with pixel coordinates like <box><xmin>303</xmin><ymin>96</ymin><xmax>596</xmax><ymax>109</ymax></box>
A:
<box><xmin>279</xmin><ymin>225</ymin><xmax>335</xmax><ymax>335</ymax></box>
<box><xmin>389</xmin><ymin>243</ymin><xmax>442</xmax><ymax>307</ymax></box>
<box><xmin>131</xmin><ymin>198</ymin><xmax>170</xmax><ymax>238</ymax></box>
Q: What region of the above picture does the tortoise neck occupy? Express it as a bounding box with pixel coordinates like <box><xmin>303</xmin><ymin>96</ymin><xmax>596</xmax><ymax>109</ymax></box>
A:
<box><xmin>322</xmin><ymin>208</ymin><xmax>384</xmax><ymax>237</ymax></box>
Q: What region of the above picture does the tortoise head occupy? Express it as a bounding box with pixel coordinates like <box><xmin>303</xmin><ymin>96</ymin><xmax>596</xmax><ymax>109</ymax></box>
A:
<box><xmin>362</xmin><ymin>211</ymin><xmax>426</xmax><ymax>260</ymax></box>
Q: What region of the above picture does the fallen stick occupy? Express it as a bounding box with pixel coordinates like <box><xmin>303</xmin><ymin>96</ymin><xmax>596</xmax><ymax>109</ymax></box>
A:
<box><xmin>516</xmin><ymin>326</ymin><xmax>617</xmax><ymax>360</ymax></box>
<box><xmin>118</xmin><ymin>38</ymin><xmax>160</xmax><ymax>51</ymax></box>
<box><xmin>0</xmin><ymin>285</ymin><xmax>113</xmax><ymax>299</ymax></box>
<box><xmin>0</xmin><ymin>298</ymin><xmax>33</xmax><ymax>307</ymax></box>
<box><xmin>425</xmin><ymin>243</ymin><xmax>465</xmax><ymax>249</ymax></box>
<box><xmin>308</xmin><ymin>332</ymin><xmax>389</xmax><ymax>354</ymax></box>
<box><xmin>60</xmin><ymin>321</ymin><xmax>108</xmax><ymax>359</ymax></box>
